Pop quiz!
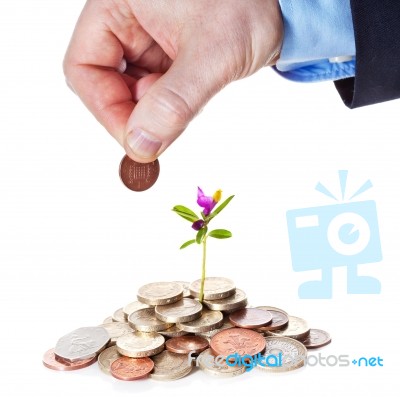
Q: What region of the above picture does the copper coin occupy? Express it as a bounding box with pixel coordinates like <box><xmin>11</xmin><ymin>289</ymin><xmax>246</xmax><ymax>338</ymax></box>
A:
<box><xmin>229</xmin><ymin>308</ymin><xmax>272</xmax><ymax>329</ymax></box>
<box><xmin>254</xmin><ymin>310</ymin><xmax>289</xmax><ymax>332</ymax></box>
<box><xmin>119</xmin><ymin>155</ymin><xmax>160</xmax><ymax>192</ymax></box>
<box><xmin>110</xmin><ymin>356</ymin><xmax>154</xmax><ymax>381</ymax></box>
<box><xmin>301</xmin><ymin>329</ymin><xmax>332</xmax><ymax>349</ymax></box>
<box><xmin>210</xmin><ymin>328</ymin><xmax>266</xmax><ymax>357</ymax></box>
<box><xmin>43</xmin><ymin>348</ymin><xmax>97</xmax><ymax>371</ymax></box>
<box><xmin>165</xmin><ymin>335</ymin><xmax>209</xmax><ymax>355</ymax></box>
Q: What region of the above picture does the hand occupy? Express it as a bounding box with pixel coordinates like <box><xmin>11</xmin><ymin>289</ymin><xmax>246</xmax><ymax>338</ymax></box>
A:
<box><xmin>63</xmin><ymin>0</ymin><xmax>283</xmax><ymax>162</ymax></box>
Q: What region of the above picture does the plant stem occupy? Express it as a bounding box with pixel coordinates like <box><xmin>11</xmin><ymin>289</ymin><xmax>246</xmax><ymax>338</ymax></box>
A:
<box><xmin>199</xmin><ymin>235</ymin><xmax>207</xmax><ymax>302</ymax></box>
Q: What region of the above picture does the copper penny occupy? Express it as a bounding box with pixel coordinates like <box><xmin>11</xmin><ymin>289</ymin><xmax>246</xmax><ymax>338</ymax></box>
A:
<box><xmin>119</xmin><ymin>155</ymin><xmax>160</xmax><ymax>192</ymax></box>
<box><xmin>110</xmin><ymin>356</ymin><xmax>154</xmax><ymax>381</ymax></box>
<box><xmin>254</xmin><ymin>309</ymin><xmax>289</xmax><ymax>331</ymax></box>
<box><xmin>210</xmin><ymin>328</ymin><xmax>266</xmax><ymax>357</ymax></box>
<box><xmin>301</xmin><ymin>329</ymin><xmax>332</xmax><ymax>349</ymax></box>
<box><xmin>229</xmin><ymin>308</ymin><xmax>272</xmax><ymax>329</ymax></box>
<box><xmin>165</xmin><ymin>335</ymin><xmax>209</xmax><ymax>355</ymax></box>
<box><xmin>43</xmin><ymin>348</ymin><xmax>97</xmax><ymax>371</ymax></box>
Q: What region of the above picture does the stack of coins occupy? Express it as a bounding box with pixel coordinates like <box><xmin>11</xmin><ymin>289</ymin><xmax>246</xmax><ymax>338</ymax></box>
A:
<box><xmin>44</xmin><ymin>277</ymin><xmax>331</xmax><ymax>380</ymax></box>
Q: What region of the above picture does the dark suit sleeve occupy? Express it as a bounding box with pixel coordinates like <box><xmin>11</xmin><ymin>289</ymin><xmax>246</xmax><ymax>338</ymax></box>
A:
<box><xmin>334</xmin><ymin>0</ymin><xmax>400</xmax><ymax>108</ymax></box>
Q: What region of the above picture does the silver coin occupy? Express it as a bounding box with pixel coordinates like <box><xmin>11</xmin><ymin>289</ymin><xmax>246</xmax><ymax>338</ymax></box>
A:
<box><xmin>172</xmin><ymin>281</ymin><xmax>191</xmax><ymax>298</ymax></box>
<box><xmin>265</xmin><ymin>316</ymin><xmax>310</xmax><ymax>340</ymax></box>
<box><xmin>99</xmin><ymin>322</ymin><xmax>134</xmax><ymax>345</ymax></box>
<box><xmin>128</xmin><ymin>308</ymin><xmax>173</xmax><ymax>332</ymax></box>
<box><xmin>55</xmin><ymin>327</ymin><xmax>110</xmax><ymax>363</ymax></box>
<box><xmin>257</xmin><ymin>336</ymin><xmax>307</xmax><ymax>372</ymax></box>
<box><xmin>189</xmin><ymin>277</ymin><xmax>236</xmax><ymax>300</ymax></box>
<box><xmin>98</xmin><ymin>346</ymin><xmax>121</xmax><ymax>375</ymax></box>
<box><xmin>202</xmin><ymin>289</ymin><xmax>247</xmax><ymax>311</ymax></box>
<box><xmin>112</xmin><ymin>307</ymin><xmax>128</xmax><ymax>323</ymax></box>
<box><xmin>157</xmin><ymin>325</ymin><xmax>189</xmax><ymax>338</ymax></box>
<box><xmin>155</xmin><ymin>298</ymin><xmax>202</xmax><ymax>323</ymax></box>
<box><xmin>137</xmin><ymin>282</ymin><xmax>183</xmax><ymax>305</ymax></box>
<box><xmin>197</xmin><ymin>348</ymin><xmax>246</xmax><ymax>378</ymax></box>
<box><xmin>177</xmin><ymin>308</ymin><xmax>224</xmax><ymax>333</ymax></box>
<box><xmin>123</xmin><ymin>301</ymin><xmax>151</xmax><ymax>319</ymax></box>
<box><xmin>195</xmin><ymin>317</ymin><xmax>234</xmax><ymax>340</ymax></box>
<box><xmin>116</xmin><ymin>331</ymin><xmax>165</xmax><ymax>358</ymax></box>
<box><xmin>149</xmin><ymin>350</ymin><xmax>192</xmax><ymax>381</ymax></box>
<box><xmin>102</xmin><ymin>316</ymin><xmax>113</xmax><ymax>324</ymax></box>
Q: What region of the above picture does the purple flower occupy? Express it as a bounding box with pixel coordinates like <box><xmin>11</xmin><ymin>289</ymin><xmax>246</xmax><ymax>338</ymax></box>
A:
<box><xmin>197</xmin><ymin>187</ymin><xmax>222</xmax><ymax>216</ymax></box>
<box><xmin>192</xmin><ymin>219</ymin><xmax>205</xmax><ymax>231</ymax></box>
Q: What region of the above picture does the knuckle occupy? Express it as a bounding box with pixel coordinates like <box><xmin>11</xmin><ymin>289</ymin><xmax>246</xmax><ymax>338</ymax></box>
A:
<box><xmin>147</xmin><ymin>87</ymin><xmax>195</xmax><ymax>129</ymax></box>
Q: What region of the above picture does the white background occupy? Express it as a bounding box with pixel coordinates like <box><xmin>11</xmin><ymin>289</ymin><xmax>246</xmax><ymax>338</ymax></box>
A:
<box><xmin>1</xmin><ymin>1</ymin><xmax>399</xmax><ymax>396</ymax></box>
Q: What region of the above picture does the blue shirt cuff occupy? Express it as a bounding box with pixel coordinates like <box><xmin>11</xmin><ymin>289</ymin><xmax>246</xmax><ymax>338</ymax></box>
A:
<box><xmin>276</xmin><ymin>0</ymin><xmax>356</xmax><ymax>82</ymax></box>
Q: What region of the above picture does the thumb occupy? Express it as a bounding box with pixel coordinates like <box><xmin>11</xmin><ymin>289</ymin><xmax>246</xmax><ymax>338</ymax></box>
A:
<box><xmin>124</xmin><ymin>50</ymin><xmax>228</xmax><ymax>162</ymax></box>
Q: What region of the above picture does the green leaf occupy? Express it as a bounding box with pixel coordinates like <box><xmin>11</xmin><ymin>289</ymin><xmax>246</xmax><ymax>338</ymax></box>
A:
<box><xmin>196</xmin><ymin>227</ymin><xmax>208</xmax><ymax>244</ymax></box>
<box><xmin>180</xmin><ymin>239</ymin><xmax>196</xmax><ymax>249</ymax></box>
<box><xmin>172</xmin><ymin>205</ymin><xmax>199</xmax><ymax>223</ymax></box>
<box><xmin>208</xmin><ymin>229</ymin><xmax>232</xmax><ymax>239</ymax></box>
<box><xmin>209</xmin><ymin>195</ymin><xmax>234</xmax><ymax>219</ymax></box>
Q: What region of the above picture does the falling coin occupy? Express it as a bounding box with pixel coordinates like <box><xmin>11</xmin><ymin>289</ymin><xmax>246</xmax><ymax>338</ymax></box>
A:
<box><xmin>119</xmin><ymin>155</ymin><xmax>160</xmax><ymax>192</ymax></box>
<box><xmin>165</xmin><ymin>335</ymin><xmax>209</xmax><ymax>355</ymax></box>
<box><xmin>111</xmin><ymin>356</ymin><xmax>154</xmax><ymax>381</ymax></box>
<box><xmin>229</xmin><ymin>308</ymin><xmax>273</xmax><ymax>329</ymax></box>
<box><xmin>43</xmin><ymin>348</ymin><xmax>97</xmax><ymax>371</ymax></box>
<box><xmin>302</xmin><ymin>329</ymin><xmax>332</xmax><ymax>349</ymax></box>
<box><xmin>210</xmin><ymin>328</ymin><xmax>266</xmax><ymax>358</ymax></box>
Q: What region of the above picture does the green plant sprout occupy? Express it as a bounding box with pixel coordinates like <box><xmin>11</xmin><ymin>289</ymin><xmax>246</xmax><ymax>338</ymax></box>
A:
<box><xmin>172</xmin><ymin>187</ymin><xmax>234</xmax><ymax>302</ymax></box>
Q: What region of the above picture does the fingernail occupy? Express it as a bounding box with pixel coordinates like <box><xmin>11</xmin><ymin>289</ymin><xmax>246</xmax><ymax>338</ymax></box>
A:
<box><xmin>127</xmin><ymin>129</ymin><xmax>162</xmax><ymax>159</ymax></box>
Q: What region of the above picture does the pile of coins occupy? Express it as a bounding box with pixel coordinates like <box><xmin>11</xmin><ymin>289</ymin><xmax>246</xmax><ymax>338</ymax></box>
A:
<box><xmin>43</xmin><ymin>277</ymin><xmax>331</xmax><ymax>380</ymax></box>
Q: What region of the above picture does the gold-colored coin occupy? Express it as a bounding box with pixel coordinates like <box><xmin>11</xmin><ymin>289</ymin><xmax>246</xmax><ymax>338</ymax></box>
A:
<box><xmin>98</xmin><ymin>346</ymin><xmax>122</xmax><ymax>375</ymax></box>
<box><xmin>112</xmin><ymin>307</ymin><xmax>128</xmax><ymax>323</ymax></box>
<box><xmin>128</xmin><ymin>308</ymin><xmax>173</xmax><ymax>332</ymax></box>
<box><xmin>177</xmin><ymin>308</ymin><xmax>224</xmax><ymax>333</ymax></box>
<box><xmin>172</xmin><ymin>281</ymin><xmax>191</xmax><ymax>298</ymax></box>
<box><xmin>202</xmin><ymin>289</ymin><xmax>247</xmax><ymax>312</ymax></box>
<box><xmin>123</xmin><ymin>301</ymin><xmax>151</xmax><ymax>319</ymax></box>
<box><xmin>155</xmin><ymin>298</ymin><xmax>202</xmax><ymax>323</ymax></box>
<box><xmin>158</xmin><ymin>325</ymin><xmax>189</xmax><ymax>338</ymax></box>
<box><xmin>149</xmin><ymin>350</ymin><xmax>192</xmax><ymax>381</ymax></box>
<box><xmin>189</xmin><ymin>277</ymin><xmax>235</xmax><ymax>300</ymax></box>
<box><xmin>257</xmin><ymin>336</ymin><xmax>307</xmax><ymax>372</ymax></box>
<box><xmin>265</xmin><ymin>316</ymin><xmax>310</xmax><ymax>340</ymax></box>
<box><xmin>116</xmin><ymin>331</ymin><xmax>165</xmax><ymax>358</ymax></box>
<box><xmin>137</xmin><ymin>282</ymin><xmax>183</xmax><ymax>305</ymax></box>
<box><xmin>99</xmin><ymin>322</ymin><xmax>134</xmax><ymax>345</ymax></box>
<box><xmin>195</xmin><ymin>317</ymin><xmax>234</xmax><ymax>340</ymax></box>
